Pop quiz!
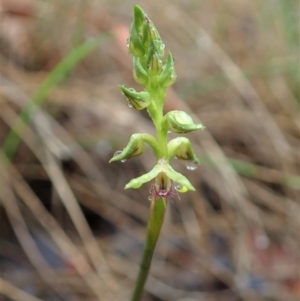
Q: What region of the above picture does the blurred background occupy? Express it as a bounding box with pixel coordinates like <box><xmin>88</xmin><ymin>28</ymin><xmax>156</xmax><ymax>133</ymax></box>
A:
<box><xmin>0</xmin><ymin>0</ymin><xmax>299</xmax><ymax>300</ymax></box>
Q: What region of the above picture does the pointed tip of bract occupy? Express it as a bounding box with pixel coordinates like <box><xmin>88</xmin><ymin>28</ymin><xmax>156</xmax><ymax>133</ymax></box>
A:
<box><xmin>133</xmin><ymin>5</ymin><xmax>145</xmax><ymax>27</ymax></box>
<box><xmin>133</xmin><ymin>5</ymin><xmax>146</xmax><ymax>19</ymax></box>
<box><xmin>134</xmin><ymin>4</ymin><xmax>143</xmax><ymax>13</ymax></box>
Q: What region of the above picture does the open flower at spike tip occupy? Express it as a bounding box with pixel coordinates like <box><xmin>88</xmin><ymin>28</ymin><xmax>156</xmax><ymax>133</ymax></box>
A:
<box><xmin>125</xmin><ymin>158</ymin><xmax>195</xmax><ymax>201</ymax></box>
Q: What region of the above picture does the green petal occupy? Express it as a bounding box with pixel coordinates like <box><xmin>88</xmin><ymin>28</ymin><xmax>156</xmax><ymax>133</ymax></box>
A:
<box><xmin>125</xmin><ymin>158</ymin><xmax>195</xmax><ymax>192</ymax></box>
<box><xmin>125</xmin><ymin>164</ymin><xmax>161</xmax><ymax>189</ymax></box>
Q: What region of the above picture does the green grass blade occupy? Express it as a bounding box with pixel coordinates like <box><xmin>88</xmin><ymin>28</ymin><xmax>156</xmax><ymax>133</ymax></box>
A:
<box><xmin>2</xmin><ymin>34</ymin><xmax>111</xmax><ymax>160</ymax></box>
<box><xmin>200</xmin><ymin>154</ymin><xmax>300</xmax><ymax>191</ymax></box>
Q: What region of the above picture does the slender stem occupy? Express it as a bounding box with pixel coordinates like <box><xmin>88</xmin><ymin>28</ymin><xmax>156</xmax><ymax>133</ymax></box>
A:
<box><xmin>130</xmin><ymin>198</ymin><xmax>167</xmax><ymax>301</ymax></box>
<box><xmin>130</xmin><ymin>88</ymin><xmax>168</xmax><ymax>300</ymax></box>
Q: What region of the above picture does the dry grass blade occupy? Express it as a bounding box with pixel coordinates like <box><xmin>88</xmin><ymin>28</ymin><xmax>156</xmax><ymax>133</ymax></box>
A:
<box><xmin>42</xmin><ymin>148</ymin><xmax>117</xmax><ymax>290</ymax></box>
<box><xmin>176</xmin><ymin>10</ymin><xmax>291</xmax><ymax>162</ymax></box>
<box><xmin>0</xmin><ymin>277</ymin><xmax>45</xmax><ymax>301</ymax></box>
<box><xmin>2</xmin><ymin>156</ymin><xmax>114</xmax><ymax>298</ymax></box>
<box><xmin>0</xmin><ymin>104</ymin><xmax>117</xmax><ymax>297</ymax></box>
<box><xmin>0</xmin><ymin>157</ymin><xmax>79</xmax><ymax>300</ymax></box>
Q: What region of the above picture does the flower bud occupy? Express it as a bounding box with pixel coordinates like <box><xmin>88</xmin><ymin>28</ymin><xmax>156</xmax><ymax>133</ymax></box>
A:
<box><xmin>133</xmin><ymin>5</ymin><xmax>145</xmax><ymax>35</ymax></box>
<box><xmin>128</xmin><ymin>27</ymin><xmax>145</xmax><ymax>57</ymax></box>
<box><xmin>166</xmin><ymin>111</ymin><xmax>205</xmax><ymax>133</ymax></box>
<box><xmin>158</xmin><ymin>52</ymin><xmax>177</xmax><ymax>88</ymax></box>
<box><xmin>133</xmin><ymin>57</ymin><xmax>148</xmax><ymax>85</ymax></box>
<box><xmin>142</xmin><ymin>18</ymin><xmax>161</xmax><ymax>47</ymax></box>
<box><xmin>147</xmin><ymin>22</ymin><xmax>161</xmax><ymax>41</ymax></box>
<box><xmin>152</xmin><ymin>39</ymin><xmax>165</xmax><ymax>57</ymax></box>
<box><xmin>146</xmin><ymin>45</ymin><xmax>163</xmax><ymax>76</ymax></box>
<box><xmin>167</xmin><ymin>137</ymin><xmax>200</xmax><ymax>163</ymax></box>
<box><xmin>120</xmin><ymin>85</ymin><xmax>151</xmax><ymax>110</ymax></box>
<box><xmin>109</xmin><ymin>133</ymin><xmax>146</xmax><ymax>163</ymax></box>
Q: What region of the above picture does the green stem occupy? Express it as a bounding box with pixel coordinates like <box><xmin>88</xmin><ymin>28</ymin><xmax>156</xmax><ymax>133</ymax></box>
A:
<box><xmin>130</xmin><ymin>198</ymin><xmax>167</xmax><ymax>301</ymax></box>
<box><xmin>147</xmin><ymin>98</ymin><xmax>168</xmax><ymax>159</ymax></box>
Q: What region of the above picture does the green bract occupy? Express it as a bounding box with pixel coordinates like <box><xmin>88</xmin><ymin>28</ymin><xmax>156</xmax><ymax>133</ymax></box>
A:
<box><xmin>133</xmin><ymin>5</ymin><xmax>144</xmax><ymax>34</ymax></box>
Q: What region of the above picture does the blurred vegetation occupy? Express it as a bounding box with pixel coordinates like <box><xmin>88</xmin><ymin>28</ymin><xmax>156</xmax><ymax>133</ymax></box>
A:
<box><xmin>0</xmin><ymin>0</ymin><xmax>299</xmax><ymax>301</ymax></box>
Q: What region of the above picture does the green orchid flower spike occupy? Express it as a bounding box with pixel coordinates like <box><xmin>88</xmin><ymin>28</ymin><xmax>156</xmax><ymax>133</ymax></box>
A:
<box><xmin>109</xmin><ymin>5</ymin><xmax>205</xmax><ymax>301</ymax></box>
